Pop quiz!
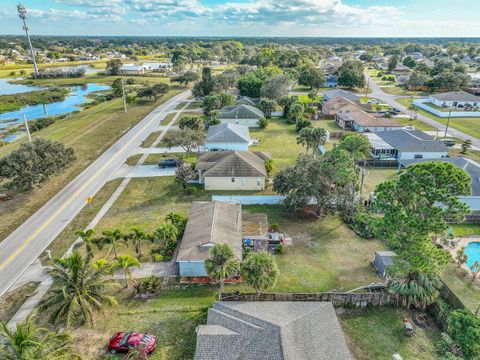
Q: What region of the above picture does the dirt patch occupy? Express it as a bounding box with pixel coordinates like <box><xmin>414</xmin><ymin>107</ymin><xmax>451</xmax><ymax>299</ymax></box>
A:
<box><xmin>0</xmin><ymin>282</ymin><xmax>40</xmax><ymax>323</ymax></box>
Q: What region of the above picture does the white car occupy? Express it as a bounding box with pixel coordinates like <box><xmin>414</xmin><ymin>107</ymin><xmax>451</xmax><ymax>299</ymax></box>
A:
<box><xmin>402</xmin><ymin>126</ymin><xmax>415</xmax><ymax>131</ymax></box>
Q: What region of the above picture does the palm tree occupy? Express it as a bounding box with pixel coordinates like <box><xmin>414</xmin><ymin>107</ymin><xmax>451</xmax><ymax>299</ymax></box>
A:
<box><xmin>388</xmin><ymin>273</ymin><xmax>441</xmax><ymax>310</ymax></box>
<box><xmin>114</xmin><ymin>255</ymin><xmax>140</xmax><ymax>288</ymax></box>
<box><xmin>127</xmin><ymin>226</ymin><xmax>150</xmax><ymax>259</ymax></box>
<box><xmin>204</xmin><ymin>244</ymin><xmax>240</xmax><ymax>297</ymax></box>
<box><xmin>38</xmin><ymin>252</ymin><xmax>118</xmax><ymax>327</ymax></box>
<box><xmin>75</xmin><ymin>228</ymin><xmax>96</xmax><ymax>259</ymax></box>
<box><xmin>97</xmin><ymin>228</ymin><xmax>127</xmax><ymax>259</ymax></box>
<box><xmin>0</xmin><ymin>315</ymin><xmax>80</xmax><ymax>360</ymax></box>
<box><xmin>241</xmin><ymin>251</ymin><xmax>279</xmax><ymax>294</ymax></box>
<box><xmin>296</xmin><ymin>127</ymin><xmax>327</xmax><ymax>157</ymax></box>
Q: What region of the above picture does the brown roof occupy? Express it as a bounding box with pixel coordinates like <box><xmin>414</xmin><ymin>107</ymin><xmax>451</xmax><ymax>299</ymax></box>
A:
<box><xmin>196</xmin><ymin>151</ymin><xmax>268</xmax><ymax>178</ymax></box>
<box><xmin>322</xmin><ymin>97</ymin><xmax>364</xmax><ymax>114</ymax></box>
<box><xmin>241</xmin><ymin>212</ymin><xmax>269</xmax><ymax>238</ymax></box>
<box><xmin>177</xmin><ymin>201</ymin><xmax>242</xmax><ymax>262</ymax></box>
<box><xmin>338</xmin><ymin>111</ymin><xmax>402</xmax><ymax>128</ymax></box>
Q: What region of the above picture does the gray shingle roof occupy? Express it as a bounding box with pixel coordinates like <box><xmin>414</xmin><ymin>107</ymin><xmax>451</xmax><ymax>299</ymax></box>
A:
<box><xmin>399</xmin><ymin>157</ymin><xmax>479</xmax><ymax>195</ymax></box>
<box><xmin>177</xmin><ymin>201</ymin><xmax>242</xmax><ymax>262</ymax></box>
<box><xmin>196</xmin><ymin>151</ymin><xmax>268</xmax><ymax>178</ymax></box>
<box><xmin>431</xmin><ymin>91</ymin><xmax>479</xmax><ymax>102</ymax></box>
<box><xmin>323</xmin><ymin>89</ymin><xmax>359</xmax><ymax>102</ymax></box>
<box><xmin>220</xmin><ymin>104</ymin><xmax>264</xmax><ymax>119</ymax></box>
<box><xmin>194</xmin><ymin>301</ymin><xmax>352</xmax><ymax>360</ymax></box>
<box><xmin>375</xmin><ymin>130</ymin><xmax>448</xmax><ymax>153</ymax></box>
<box><xmin>206</xmin><ymin>123</ymin><xmax>251</xmax><ymax>144</ymax></box>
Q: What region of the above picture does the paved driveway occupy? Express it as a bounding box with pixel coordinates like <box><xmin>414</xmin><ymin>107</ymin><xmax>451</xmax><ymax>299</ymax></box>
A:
<box><xmin>112</xmin><ymin>165</ymin><xmax>176</xmax><ymax>179</ymax></box>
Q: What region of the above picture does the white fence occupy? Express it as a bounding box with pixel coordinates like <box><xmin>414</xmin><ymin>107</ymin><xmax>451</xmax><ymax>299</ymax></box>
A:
<box><xmin>211</xmin><ymin>195</ymin><xmax>285</xmax><ymax>204</ymax></box>
<box><xmin>413</xmin><ymin>99</ymin><xmax>480</xmax><ymax>118</ymax></box>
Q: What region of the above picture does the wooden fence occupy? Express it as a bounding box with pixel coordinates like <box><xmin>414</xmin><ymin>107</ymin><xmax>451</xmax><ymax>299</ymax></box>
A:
<box><xmin>219</xmin><ymin>291</ymin><xmax>394</xmax><ymax>307</ymax></box>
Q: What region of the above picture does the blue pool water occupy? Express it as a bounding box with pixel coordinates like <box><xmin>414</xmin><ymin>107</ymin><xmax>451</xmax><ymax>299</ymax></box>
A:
<box><xmin>465</xmin><ymin>242</ymin><xmax>480</xmax><ymax>268</ymax></box>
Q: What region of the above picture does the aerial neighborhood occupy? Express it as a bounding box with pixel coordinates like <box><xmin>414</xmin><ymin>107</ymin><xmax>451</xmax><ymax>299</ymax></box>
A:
<box><xmin>0</xmin><ymin>2</ymin><xmax>479</xmax><ymax>360</ymax></box>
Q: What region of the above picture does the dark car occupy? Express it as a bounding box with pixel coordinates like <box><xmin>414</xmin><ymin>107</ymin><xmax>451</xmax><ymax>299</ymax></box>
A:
<box><xmin>391</xmin><ymin>107</ymin><xmax>401</xmax><ymax>113</ymax></box>
<box><xmin>442</xmin><ymin>139</ymin><xmax>456</xmax><ymax>147</ymax></box>
<box><xmin>158</xmin><ymin>158</ymin><xmax>178</xmax><ymax>168</ymax></box>
<box><xmin>108</xmin><ymin>332</ymin><xmax>157</xmax><ymax>355</ymax></box>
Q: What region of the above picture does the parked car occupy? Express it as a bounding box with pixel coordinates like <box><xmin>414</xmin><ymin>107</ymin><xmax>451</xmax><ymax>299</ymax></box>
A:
<box><xmin>108</xmin><ymin>332</ymin><xmax>157</xmax><ymax>355</ymax></box>
<box><xmin>442</xmin><ymin>138</ymin><xmax>456</xmax><ymax>147</ymax></box>
<box><xmin>391</xmin><ymin>107</ymin><xmax>401</xmax><ymax>113</ymax></box>
<box><xmin>402</xmin><ymin>126</ymin><xmax>416</xmax><ymax>131</ymax></box>
<box><xmin>158</xmin><ymin>158</ymin><xmax>178</xmax><ymax>168</ymax></box>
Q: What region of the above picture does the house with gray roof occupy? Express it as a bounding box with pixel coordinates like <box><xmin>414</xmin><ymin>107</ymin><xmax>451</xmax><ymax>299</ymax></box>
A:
<box><xmin>323</xmin><ymin>89</ymin><xmax>359</xmax><ymax>103</ymax></box>
<box><xmin>205</xmin><ymin>123</ymin><xmax>251</xmax><ymax>151</ymax></box>
<box><xmin>366</xmin><ymin>129</ymin><xmax>448</xmax><ymax>160</ymax></box>
<box><xmin>194</xmin><ymin>301</ymin><xmax>352</xmax><ymax>360</ymax></box>
<box><xmin>177</xmin><ymin>201</ymin><xmax>242</xmax><ymax>277</ymax></box>
<box><xmin>119</xmin><ymin>63</ymin><xmax>146</xmax><ymax>75</ymax></box>
<box><xmin>429</xmin><ymin>91</ymin><xmax>480</xmax><ymax>108</ymax></box>
<box><xmin>196</xmin><ymin>151</ymin><xmax>269</xmax><ymax>190</ymax></box>
<box><xmin>220</xmin><ymin>104</ymin><xmax>264</xmax><ymax>128</ymax></box>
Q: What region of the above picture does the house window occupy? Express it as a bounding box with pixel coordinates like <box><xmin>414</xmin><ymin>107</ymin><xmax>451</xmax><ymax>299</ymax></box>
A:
<box><xmin>257</xmin><ymin>178</ymin><xmax>262</xmax><ymax>186</ymax></box>
<box><xmin>231</xmin><ymin>178</ymin><xmax>235</xmax><ymax>182</ymax></box>
<box><xmin>242</xmin><ymin>178</ymin><xmax>246</xmax><ymax>185</ymax></box>
<box><xmin>414</xmin><ymin>154</ymin><xmax>423</xmax><ymax>159</ymax></box>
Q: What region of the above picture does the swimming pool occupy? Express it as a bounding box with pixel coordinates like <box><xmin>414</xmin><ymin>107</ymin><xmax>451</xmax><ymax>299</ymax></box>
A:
<box><xmin>465</xmin><ymin>242</ymin><xmax>480</xmax><ymax>268</ymax></box>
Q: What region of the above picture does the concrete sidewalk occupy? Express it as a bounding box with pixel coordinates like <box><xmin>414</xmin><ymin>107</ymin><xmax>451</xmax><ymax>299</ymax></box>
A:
<box><xmin>111</xmin><ymin>164</ymin><xmax>176</xmax><ymax>179</ymax></box>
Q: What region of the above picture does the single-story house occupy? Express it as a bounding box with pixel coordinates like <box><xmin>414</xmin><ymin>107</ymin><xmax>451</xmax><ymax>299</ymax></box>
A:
<box><xmin>429</xmin><ymin>91</ymin><xmax>480</xmax><ymax>108</ymax></box>
<box><xmin>205</xmin><ymin>123</ymin><xmax>251</xmax><ymax>151</ymax></box>
<box><xmin>143</xmin><ymin>61</ymin><xmax>172</xmax><ymax>72</ymax></box>
<box><xmin>194</xmin><ymin>301</ymin><xmax>352</xmax><ymax>360</ymax></box>
<box><xmin>322</xmin><ymin>96</ymin><xmax>364</xmax><ymax>116</ymax></box>
<box><xmin>321</xmin><ymin>63</ymin><xmax>338</xmax><ymax>75</ymax></box>
<box><xmin>220</xmin><ymin>104</ymin><xmax>264</xmax><ymax>128</ymax></box>
<box><xmin>372</xmin><ymin>251</ymin><xmax>396</xmax><ymax>280</ymax></box>
<box><xmin>119</xmin><ymin>64</ymin><xmax>146</xmax><ymax>75</ymax></box>
<box><xmin>336</xmin><ymin>111</ymin><xmax>403</xmax><ymax>133</ymax></box>
<box><xmin>323</xmin><ymin>89</ymin><xmax>360</xmax><ymax>104</ymax></box>
<box><xmin>392</xmin><ymin>64</ymin><xmax>411</xmax><ymax>75</ymax></box>
<box><xmin>398</xmin><ymin>157</ymin><xmax>480</xmax><ymax>211</ymax></box>
<box><xmin>177</xmin><ymin>201</ymin><xmax>242</xmax><ymax>278</ymax></box>
<box><xmin>195</xmin><ymin>151</ymin><xmax>269</xmax><ymax>191</ymax></box>
<box><xmin>323</xmin><ymin>75</ymin><xmax>338</xmax><ymax>88</ymax></box>
<box><xmin>366</xmin><ymin>129</ymin><xmax>448</xmax><ymax>160</ymax></box>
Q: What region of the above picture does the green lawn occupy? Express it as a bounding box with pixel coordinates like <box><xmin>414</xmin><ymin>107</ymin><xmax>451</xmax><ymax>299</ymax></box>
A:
<box><xmin>140</xmin><ymin>131</ymin><xmax>161</xmax><ymax>148</ymax></box>
<box><xmin>393</xmin><ymin>116</ymin><xmax>438</xmax><ymax>131</ymax></box>
<box><xmin>0</xmin><ymin>87</ymin><xmax>184</xmax><ymax>243</ymax></box>
<box><xmin>11</xmin><ymin>74</ymin><xmax>172</xmax><ymax>87</ymax></box>
<box><xmin>250</xmin><ymin>119</ymin><xmax>302</xmax><ymax>171</ymax></box>
<box><xmin>341</xmin><ymin>306</ymin><xmax>441</xmax><ymax>360</ymax></box>
<box><xmin>362</xmin><ymin>168</ymin><xmax>398</xmax><ymax>199</ymax></box>
<box><xmin>450</xmin><ymin>223</ymin><xmax>480</xmax><ymax>236</ymax></box>
<box><xmin>441</xmin><ymin>264</ymin><xmax>480</xmax><ymax>314</ymax></box>
<box><xmin>397</xmin><ymin>97</ymin><xmax>480</xmax><ymax>139</ymax></box>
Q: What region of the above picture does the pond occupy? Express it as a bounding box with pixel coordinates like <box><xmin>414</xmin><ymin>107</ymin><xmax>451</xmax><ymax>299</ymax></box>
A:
<box><xmin>0</xmin><ymin>83</ymin><xmax>110</xmax><ymax>131</ymax></box>
<box><xmin>465</xmin><ymin>242</ymin><xmax>480</xmax><ymax>268</ymax></box>
<box><xmin>0</xmin><ymin>78</ymin><xmax>42</xmax><ymax>95</ymax></box>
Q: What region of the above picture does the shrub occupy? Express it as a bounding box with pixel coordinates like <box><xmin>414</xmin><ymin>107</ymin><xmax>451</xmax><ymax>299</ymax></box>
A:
<box><xmin>152</xmin><ymin>254</ymin><xmax>163</xmax><ymax>262</ymax></box>
<box><xmin>185</xmin><ymin>185</ymin><xmax>199</xmax><ymax>195</ymax></box>
<box><xmin>295</xmin><ymin>118</ymin><xmax>312</xmax><ymax>133</ymax></box>
<box><xmin>275</xmin><ymin>244</ymin><xmax>285</xmax><ymax>255</ymax></box>
<box><xmin>342</xmin><ymin>206</ymin><xmax>376</xmax><ymax>239</ymax></box>
<box><xmin>447</xmin><ymin>309</ymin><xmax>480</xmax><ymax>359</ymax></box>
<box><xmin>259</xmin><ymin>117</ymin><xmax>269</xmax><ymax>129</ymax></box>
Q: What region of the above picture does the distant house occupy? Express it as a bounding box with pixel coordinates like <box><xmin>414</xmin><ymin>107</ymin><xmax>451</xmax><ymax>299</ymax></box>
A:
<box><xmin>429</xmin><ymin>91</ymin><xmax>480</xmax><ymax>108</ymax></box>
<box><xmin>392</xmin><ymin>64</ymin><xmax>411</xmax><ymax>75</ymax></box>
<box><xmin>321</xmin><ymin>63</ymin><xmax>338</xmax><ymax>75</ymax></box>
<box><xmin>322</xmin><ymin>97</ymin><xmax>365</xmax><ymax>116</ymax></box>
<box><xmin>205</xmin><ymin>123</ymin><xmax>251</xmax><ymax>151</ymax></box>
<box><xmin>220</xmin><ymin>104</ymin><xmax>264</xmax><ymax>128</ymax></box>
<box><xmin>366</xmin><ymin>129</ymin><xmax>448</xmax><ymax>160</ymax></box>
<box><xmin>336</xmin><ymin>111</ymin><xmax>403</xmax><ymax>133</ymax></box>
<box><xmin>143</xmin><ymin>61</ymin><xmax>173</xmax><ymax>73</ymax></box>
<box><xmin>195</xmin><ymin>151</ymin><xmax>269</xmax><ymax>190</ymax></box>
<box><xmin>372</xmin><ymin>251</ymin><xmax>396</xmax><ymax>280</ymax></box>
<box><xmin>120</xmin><ymin>64</ymin><xmax>146</xmax><ymax>75</ymax></box>
<box><xmin>409</xmin><ymin>52</ymin><xmax>423</xmax><ymax>60</ymax></box>
<box><xmin>398</xmin><ymin>157</ymin><xmax>480</xmax><ymax>211</ymax></box>
<box><xmin>194</xmin><ymin>301</ymin><xmax>353</xmax><ymax>360</ymax></box>
<box><xmin>177</xmin><ymin>201</ymin><xmax>242</xmax><ymax>278</ymax></box>
<box><xmin>323</xmin><ymin>89</ymin><xmax>359</xmax><ymax>103</ymax></box>
<box><xmin>323</xmin><ymin>75</ymin><xmax>338</xmax><ymax>88</ymax></box>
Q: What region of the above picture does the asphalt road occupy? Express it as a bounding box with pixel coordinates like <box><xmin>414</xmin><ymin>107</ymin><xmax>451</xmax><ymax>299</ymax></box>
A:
<box><xmin>0</xmin><ymin>89</ymin><xmax>191</xmax><ymax>297</ymax></box>
<box><xmin>366</xmin><ymin>72</ymin><xmax>480</xmax><ymax>148</ymax></box>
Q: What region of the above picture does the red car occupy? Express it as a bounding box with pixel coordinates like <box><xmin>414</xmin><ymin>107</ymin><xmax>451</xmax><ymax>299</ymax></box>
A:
<box><xmin>108</xmin><ymin>332</ymin><xmax>157</xmax><ymax>355</ymax></box>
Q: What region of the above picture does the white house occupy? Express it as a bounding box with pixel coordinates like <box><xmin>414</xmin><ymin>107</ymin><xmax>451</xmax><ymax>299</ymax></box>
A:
<box><xmin>429</xmin><ymin>91</ymin><xmax>480</xmax><ymax>108</ymax></box>
<box><xmin>120</xmin><ymin>64</ymin><xmax>146</xmax><ymax>75</ymax></box>
<box><xmin>219</xmin><ymin>104</ymin><xmax>264</xmax><ymax>128</ymax></box>
<box><xmin>205</xmin><ymin>123</ymin><xmax>251</xmax><ymax>151</ymax></box>
<box><xmin>366</xmin><ymin>129</ymin><xmax>448</xmax><ymax>160</ymax></box>
<box><xmin>143</xmin><ymin>62</ymin><xmax>173</xmax><ymax>73</ymax></box>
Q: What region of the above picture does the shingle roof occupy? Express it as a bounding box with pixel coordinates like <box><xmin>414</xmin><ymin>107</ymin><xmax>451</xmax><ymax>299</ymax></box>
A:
<box><xmin>323</xmin><ymin>89</ymin><xmax>359</xmax><ymax>102</ymax></box>
<box><xmin>177</xmin><ymin>201</ymin><xmax>242</xmax><ymax>262</ymax></box>
<box><xmin>120</xmin><ymin>63</ymin><xmax>144</xmax><ymax>71</ymax></box>
<box><xmin>220</xmin><ymin>104</ymin><xmax>264</xmax><ymax>119</ymax></box>
<box><xmin>399</xmin><ymin>157</ymin><xmax>480</xmax><ymax>196</ymax></box>
<box><xmin>337</xmin><ymin>111</ymin><xmax>402</xmax><ymax>128</ymax></box>
<box><xmin>431</xmin><ymin>91</ymin><xmax>479</xmax><ymax>102</ymax></box>
<box><xmin>206</xmin><ymin>123</ymin><xmax>251</xmax><ymax>144</ymax></box>
<box><xmin>196</xmin><ymin>151</ymin><xmax>268</xmax><ymax>178</ymax></box>
<box><xmin>375</xmin><ymin>251</ymin><xmax>397</xmax><ymax>266</ymax></box>
<box><xmin>194</xmin><ymin>301</ymin><xmax>352</xmax><ymax>360</ymax></box>
<box><xmin>322</xmin><ymin>96</ymin><xmax>364</xmax><ymax>113</ymax></box>
<box><xmin>375</xmin><ymin>130</ymin><xmax>448</xmax><ymax>152</ymax></box>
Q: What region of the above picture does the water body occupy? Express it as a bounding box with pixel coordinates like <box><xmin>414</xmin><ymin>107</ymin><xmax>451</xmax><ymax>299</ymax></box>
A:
<box><xmin>0</xmin><ymin>83</ymin><xmax>110</xmax><ymax>129</ymax></box>
<box><xmin>465</xmin><ymin>242</ymin><xmax>480</xmax><ymax>268</ymax></box>
<box><xmin>0</xmin><ymin>78</ymin><xmax>42</xmax><ymax>95</ymax></box>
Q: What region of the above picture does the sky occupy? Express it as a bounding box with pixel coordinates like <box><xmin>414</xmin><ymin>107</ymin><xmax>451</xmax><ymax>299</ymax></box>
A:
<box><xmin>0</xmin><ymin>0</ymin><xmax>479</xmax><ymax>37</ymax></box>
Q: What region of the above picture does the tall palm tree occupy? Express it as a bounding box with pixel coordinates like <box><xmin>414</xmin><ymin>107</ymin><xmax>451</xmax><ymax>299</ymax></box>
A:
<box><xmin>127</xmin><ymin>226</ymin><xmax>150</xmax><ymax>259</ymax></box>
<box><xmin>241</xmin><ymin>251</ymin><xmax>279</xmax><ymax>294</ymax></box>
<box><xmin>114</xmin><ymin>255</ymin><xmax>140</xmax><ymax>288</ymax></box>
<box><xmin>98</xmin><ymin>229</ymin><xmax>127</xmax><ymax>259</ymax></box>
<box><xmin>0</xmin><ymin>315</ymin><xmax>80</xmax><ymax>360</ymax></box>
<box><xmin>296</xmin><ymin>127</ymin><xmax>327</xmax><ymax>157</ymax></box>
<box><xmin>38</xmin><ymin>252</ymin><xmax>118</xmax><ymax>327</ymax></box>
<box><xmin>204</xmin><ymin>244</ymin><xmax>240</xmax><ymax>297</ymax></box>
<box><xmin>75</xmin><ymin>228</ymin><xmax>96</xmax><ymax>259</ymax></box>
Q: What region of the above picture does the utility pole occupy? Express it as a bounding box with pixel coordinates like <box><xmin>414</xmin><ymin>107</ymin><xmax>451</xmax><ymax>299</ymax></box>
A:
<box><xmin>17</xmin><ymin>4</ymin><xmax>39</xmax><ymax>78</ymax></box>
<box><xmin>365</xmin><ymin>77</ymin><xmax>370</xmax><ymax>98</ymax></box>
<box><xmin>23</xmin><ymin>114</ymin><xmax>32</xmax><ymax>142</ymax></box>
<box><xmin>121</xmin><ymin>78</ymin><xmax>128</xmax><ymax>113</ymax></box>
<box><xmin>444</xmin><ymin>107</ymin><xmax>452</xmax><ymax>138</ymax></box>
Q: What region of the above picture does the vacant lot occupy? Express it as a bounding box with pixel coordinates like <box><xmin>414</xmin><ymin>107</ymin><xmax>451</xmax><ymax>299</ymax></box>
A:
<box><xmin>0</xmin><ymin>87</ymin><xmax>184</xmax><ymax>242</ymax></box>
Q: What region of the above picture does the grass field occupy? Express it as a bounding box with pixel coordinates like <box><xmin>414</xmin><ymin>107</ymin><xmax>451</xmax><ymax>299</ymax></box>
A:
<box><xmin>0</xmin><ymin>282</ymin><xmax>39</xmax><ymax>323</ymax></box>
<box><xmin>396</xmin><ymin>97</ymin><xmax>480</xmax><ymax>139</ymax></box>
<box><xmin>11</xmin><ymin>74</ymin><xmax>173</xmax><ymax>87</ymax></box>
<box><xmin>441</xmin><ymin>264</ymin><xmax>480</xmax><ymax>314</ymax></box>
<box><xmin>0</xmin><ymin>87</ymin><xmax>184</xmax><ymax>243</ymax></box>
<box><xmin>362</xmin><ymin>168</ymin><xmax>398</xmax><ymax>198</ymax></box>
<box><xmin>393</xmin><ymin>116</ymin><xmax>439</xmax><ymax>131</ymax></box>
